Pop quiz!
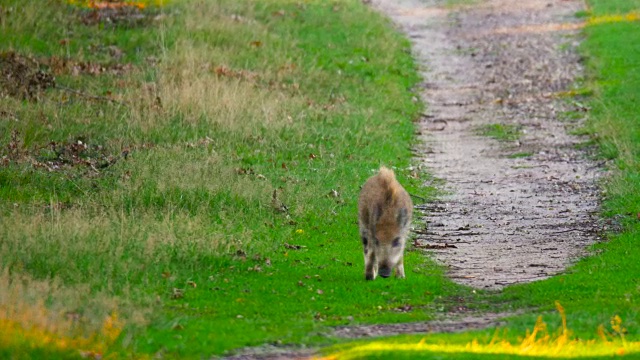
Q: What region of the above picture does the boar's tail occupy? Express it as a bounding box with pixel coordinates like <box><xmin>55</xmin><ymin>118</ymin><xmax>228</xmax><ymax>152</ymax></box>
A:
<box><xmin>378</xmin><ymin>166</ymin><xmax>399</xmax><ymax>203</ymax></box>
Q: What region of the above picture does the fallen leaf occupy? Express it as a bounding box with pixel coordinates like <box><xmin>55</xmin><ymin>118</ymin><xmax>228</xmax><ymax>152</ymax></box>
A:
<box><xmin>284</xmin><ymin>242</ymin><xmax>306</xmax><ymax>250</ymax></box>
<box><xmin>171</xmin><ymin>288</ymin><xmax>184</xmax><ymax>299</ymax></box>
<box><xmin>65</xmin><ymin>312</ymin><xmax>81</xmax><ymax>321</ymax></box>
<box><xmin>235</xmin><ymin>167</ymin><xmax>254</xmax><ymax>175</ymax></box>
<box><xmin>395</xmin><ymin>305</ymin><xmax>413</xmax><ymax>312</ymax></box>
<box><xmin>79</xmin><ymin>350</ymin><xmax>103</xmax><ymax>359</ymax></box>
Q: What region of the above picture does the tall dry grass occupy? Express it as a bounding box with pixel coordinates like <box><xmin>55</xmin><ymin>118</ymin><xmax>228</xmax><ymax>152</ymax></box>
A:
<box><xmin>126</xmin><ymin>0</ymin><xmax>307</xmax><ymax>135</ymax></box>
<box><xmin>0</xmin><ymin>207</ymin><xmax>256</xmax><ymax>287</ymax></box>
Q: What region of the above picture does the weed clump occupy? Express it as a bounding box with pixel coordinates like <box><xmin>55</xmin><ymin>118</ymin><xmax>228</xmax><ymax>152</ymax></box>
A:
<box><xmin>477</xmin><ymin>123</ymin><xmax>522</xmax><ymax>142</ymax></box>
<box><xmin>1</xmin><ymin>131</ymin><xmax>121</xmax><ymax>177</ymax></box>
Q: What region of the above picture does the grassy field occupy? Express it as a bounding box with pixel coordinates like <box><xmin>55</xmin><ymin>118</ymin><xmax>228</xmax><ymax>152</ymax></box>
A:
<box><xmin>2</xmin><ymin>0</ymin><xmax>640</xmax><ymax>359</ymax></box>
<box><xmin>0</xmin><ymin>0</ymin><xmax>466</xmax><ymax>358</ymax></box>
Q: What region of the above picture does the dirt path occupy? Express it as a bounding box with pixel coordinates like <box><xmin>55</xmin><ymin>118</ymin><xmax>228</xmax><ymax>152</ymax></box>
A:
<box><xmin>223</xmin><ymin>1</ymin><xmax>602</xmax><ymax>358</ymax></box>
<box><xmin>374</xmin><ymin>0</ymin><xmax>601</xmax><ymax>290</ymax></box>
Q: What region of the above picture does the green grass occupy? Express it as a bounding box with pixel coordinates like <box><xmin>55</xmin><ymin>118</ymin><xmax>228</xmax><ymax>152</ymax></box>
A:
<box><xmin>445</xmin><ymin>0</ymin><xmax>480</xmax><ymax>7</ymax></box>
<box><xmin>507</xmin><ymin>152</ymin><xmax>533</xmax><ymax>159</ymax></box>
<box><xmin>477</xmin><ymin>123</ymin><xmax>522</xmax><ymax>142</ymax></box>
<box><xmin>587</xmin><ymin>1</ymin><xmax>640</xmax><ymax>15</ymax></box>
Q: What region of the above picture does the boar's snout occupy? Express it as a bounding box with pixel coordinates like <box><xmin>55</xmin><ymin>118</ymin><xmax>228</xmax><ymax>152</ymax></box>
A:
<box><xmin>378</xmin><ymin>265</ymin><xmax>392</xmax><ymax>278</ymax></box>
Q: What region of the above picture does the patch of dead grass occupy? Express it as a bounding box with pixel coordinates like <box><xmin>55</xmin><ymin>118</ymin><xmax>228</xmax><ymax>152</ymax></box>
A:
<box><xmin>120</xmin><ymin>145</ymin><xmax>273</xmax><ymax>204</ymax></box>
<box><xmin>0</xmin><ymin>204</ymin><xmax>257</xmax><ymax>283</ymax></box>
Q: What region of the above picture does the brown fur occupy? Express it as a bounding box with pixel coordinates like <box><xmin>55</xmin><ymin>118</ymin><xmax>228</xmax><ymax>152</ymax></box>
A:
<box><xmin>358</xmin><ymin>167</ymin><xmax>413</xmax><ymax>280</ymax></box>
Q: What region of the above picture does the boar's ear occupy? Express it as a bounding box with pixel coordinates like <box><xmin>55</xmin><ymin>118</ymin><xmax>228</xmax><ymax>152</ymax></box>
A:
<box><xmin>397</xmin><ymin>207</ymin><xmax>408</xmax><ymax>227</ymax></box>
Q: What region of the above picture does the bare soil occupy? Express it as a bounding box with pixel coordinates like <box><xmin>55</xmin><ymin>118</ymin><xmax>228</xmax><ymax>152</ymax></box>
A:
<box><xmin>333</xmin><ymin>311</ymin><xmax>509</xmax><ymax>338</ymax></box>
<box><xmin>223</xmin><ymin>0</ymin><xmax>603</xmax><ymax>357</ymax></box>
<box><xmin>376</xmin><ymin>0</ymin><xmax>601</xmax><ymax>290</ymax></box>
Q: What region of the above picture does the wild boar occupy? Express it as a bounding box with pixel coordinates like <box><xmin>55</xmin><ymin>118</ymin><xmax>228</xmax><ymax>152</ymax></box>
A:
<box><xmin>358</xmin><ymin>167</ymin><xmax>413</xmax><ymax>280</ymax></box>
